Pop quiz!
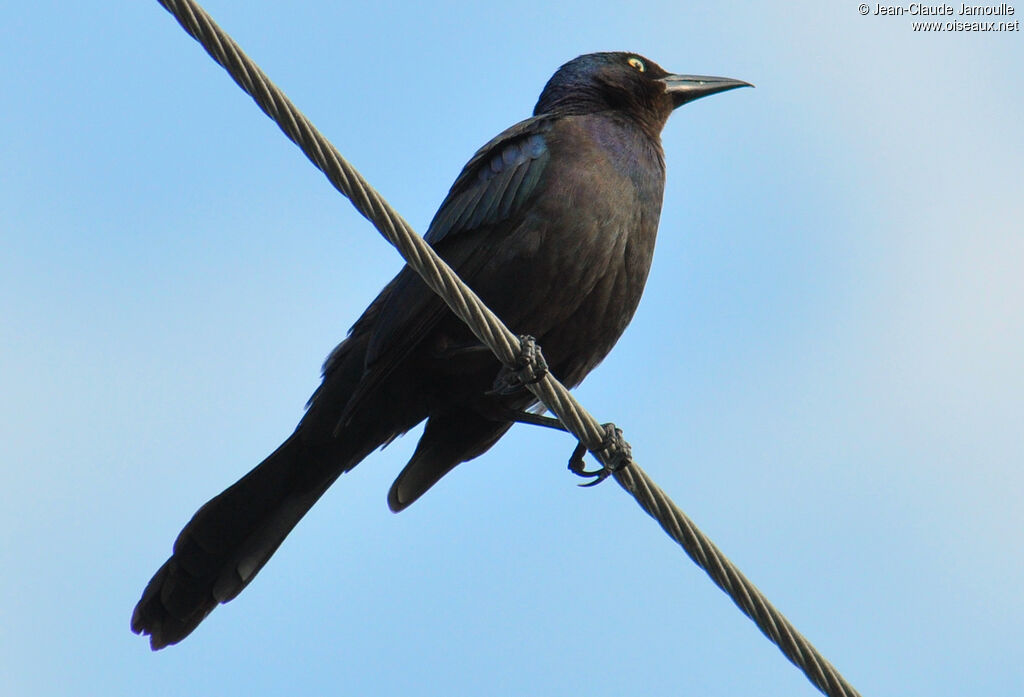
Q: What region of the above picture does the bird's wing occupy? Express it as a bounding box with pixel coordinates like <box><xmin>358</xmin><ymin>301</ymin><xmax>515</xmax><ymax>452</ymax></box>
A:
<box><xmin>367</xmin><ymin>115</ymin><xmax>554</xmax><ymax>359</ymax></box>
<box><xmin>423</xmin><ymin>115</ymin><xmax>552</xmax><ymax>246</ymax></box>
<box><xmin>325</xmin><ymin>115</ymin><xmax>555</xmax><ymax>427</ymax></box>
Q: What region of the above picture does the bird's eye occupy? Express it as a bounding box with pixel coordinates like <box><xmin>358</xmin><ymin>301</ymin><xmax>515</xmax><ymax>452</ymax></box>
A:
<box><xmin>627</xmin><ymin>57</ymin><xmax>645</xmax><ymax>72</ymax></box>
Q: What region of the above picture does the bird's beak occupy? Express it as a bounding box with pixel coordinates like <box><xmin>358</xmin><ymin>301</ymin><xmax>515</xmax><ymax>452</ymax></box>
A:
<box><xmin>660</xmin><ymin>74</ymin><xmax>753</xmax><ymax>108</ymax></box>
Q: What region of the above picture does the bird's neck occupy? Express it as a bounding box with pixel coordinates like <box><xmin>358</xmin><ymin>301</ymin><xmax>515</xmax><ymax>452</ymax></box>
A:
<box><xmin>536</xmin><ymin>86</ymin><xmax>669</xmax><ymax>143</ymax></box>
<box><xmin>580</xmin><ymin>113</ymin><xmax>666</xmax><ymax>187</ymax></box>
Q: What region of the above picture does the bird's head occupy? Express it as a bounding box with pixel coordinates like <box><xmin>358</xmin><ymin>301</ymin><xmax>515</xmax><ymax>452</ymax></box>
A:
<box><xmin>534</xmin><ymin>52</ymin><xmax>750</xmax><ymax>135</ymax></box>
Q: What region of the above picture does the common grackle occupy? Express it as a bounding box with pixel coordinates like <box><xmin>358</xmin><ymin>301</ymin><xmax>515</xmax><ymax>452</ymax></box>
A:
<box><xmin>132</xmin><ymin>52</ymin><xmax>749</xmax><ymax>649</ymax></box>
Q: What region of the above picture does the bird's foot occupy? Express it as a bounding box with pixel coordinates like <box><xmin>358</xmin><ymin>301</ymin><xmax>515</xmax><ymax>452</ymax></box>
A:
<box><xmin>488</xmin><ymin>335</ymin><xmax>548</xmax><ymax>395</ymax></box>
<box><xmin>568</xmin><ymin>423</ymin><xmax>633</xmax><ymax>487</ymax></box>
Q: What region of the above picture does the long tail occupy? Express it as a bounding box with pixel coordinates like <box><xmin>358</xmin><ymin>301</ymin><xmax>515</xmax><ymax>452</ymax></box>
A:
<box><xmin>131</xmin><ymin>432</ymin><xmax>348</xmax><ymax>649</ymax></box>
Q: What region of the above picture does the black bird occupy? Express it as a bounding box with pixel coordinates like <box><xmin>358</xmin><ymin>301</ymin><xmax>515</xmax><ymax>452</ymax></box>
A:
<box><xmin>132</xmin><ymin>51</ymin><xmax>749</xmax><ymax>649</ymax></box>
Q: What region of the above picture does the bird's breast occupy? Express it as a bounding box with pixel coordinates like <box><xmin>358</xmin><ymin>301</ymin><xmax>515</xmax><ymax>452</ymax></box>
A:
<box><xmin>472</xmin><ymin>116</ymin><xmax>665</xmax><ymax>385</ymax></box>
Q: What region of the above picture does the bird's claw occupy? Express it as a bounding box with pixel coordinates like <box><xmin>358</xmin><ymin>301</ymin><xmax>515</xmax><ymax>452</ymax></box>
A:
<box><xmin>489</xmin><ymin>335</ymin><xmax>548</xmax><ymax>395</ymax></box>
<box><xmin>568</xmin><ymin>441</ymin><xmax>608</xmax><ymax>485</ymax></box>
<box><xmin>567</xmin><ymin>423</ymin><xmax>632</xmax><ymax>487</ymax></box>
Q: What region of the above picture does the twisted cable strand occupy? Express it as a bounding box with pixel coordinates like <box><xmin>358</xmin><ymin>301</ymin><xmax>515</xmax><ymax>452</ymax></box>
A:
<box><xmin>613</xmin><ymin>465</ymin><xmax>856</xmax><ymax>696</ymax></box>
<box><xmin>153</xmin><ymin>2</ymin><xmax>862</xmax><ymax>695</ymax></box>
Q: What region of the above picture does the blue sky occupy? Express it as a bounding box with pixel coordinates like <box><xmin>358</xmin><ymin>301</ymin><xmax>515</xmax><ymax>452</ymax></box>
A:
<box><xmin>3</xmin><ymin>2</ymin><xmax>1022</xmax><ymax>695</ymax></box>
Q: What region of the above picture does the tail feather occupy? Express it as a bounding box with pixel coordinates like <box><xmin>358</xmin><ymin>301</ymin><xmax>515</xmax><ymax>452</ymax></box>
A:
<box><xmin>131</xmin><ymin>434</ymin><xmax>341</xmax><ymax>649</ymax></box>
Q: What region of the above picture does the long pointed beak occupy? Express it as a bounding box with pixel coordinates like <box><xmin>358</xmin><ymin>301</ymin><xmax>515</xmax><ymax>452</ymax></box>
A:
<box><xmin>661</xmin><ymin>74</ymin><xmax>753</xmax><ymax>108</ymax></box>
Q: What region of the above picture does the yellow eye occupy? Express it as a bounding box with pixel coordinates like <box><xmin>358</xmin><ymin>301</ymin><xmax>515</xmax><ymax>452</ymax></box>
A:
<box><xmin>627</xmin><ymin>57</ymin><xmax>645</xmax><ymax>72</ymax></box>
